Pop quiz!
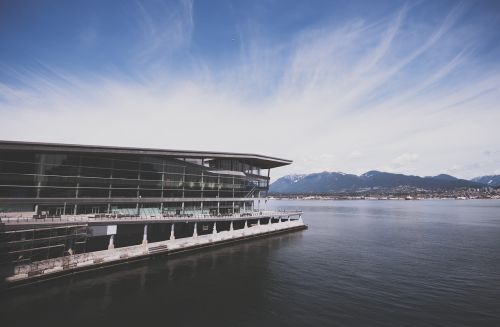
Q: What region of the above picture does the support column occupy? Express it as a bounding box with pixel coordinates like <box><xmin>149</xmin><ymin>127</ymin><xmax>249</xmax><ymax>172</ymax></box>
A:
<box><xmin>244</xmin><ymin>220</ymin><xmax>248</xmax><ymax>229</ymax></box>
<box><xmin>193</xmin><ymin>223</ymin><xmax>198</xmax><ymax>237</ymax></box>
<box><xmin>182</xmin><ymin>163</ymin><xmax>186</xmax><ymax>214</ymax></box>
<box><xmin>74</xmin><ymin>156</ymin><xmax>80</xmax><ymax>215</ymax></box>
<box><xmin>243</xmin><ymin>202</ymin><xmax>246</xmax><ymax>213</ymax></box>
<box><xmin>108</xmin><ymin>235</ymin><xmax>114</xmax><ymax>250</ymax></box>
<box><xmin>212</xmin><ymin>222</ymin><xmax>217</xmax><ymax>234</ymax></box>
<box><xmin>279</xmin><ymin>217</ymin><xmax>282</xmax><ymax>223</ymax></box>
<box><xmin>257</xmin><ymin>218</ymin><xmax>260</xmax><ymax>226</ymax></box>
<box><xmin>170</xmin><ymin>224</ymin><xmax>175</xmax><ymax>241</ymax></box>
<box><xmin>136</xmin><ymin>168</ymin><xmax>141</xmax><ymax>216</ymax></box>
<box><xmin>142</xmin><ymin>224</ymin><xmax>148</xmax><ymax>245</ymax></box>
<box><xmin>201</xmin><ymin>158</ymin><xmax>205</xmax><ymax>215</ymax></box>
<box><xmin>269</xmin><ymin>217</ymin><xmax>272</xmax><ymax>225</ymax></box>
<box><xmin>217</xmin><ymin>201</ymin><xmax>220</xmax><ymax>215</ymax></box>
<box><xmin>229</xmin><ymin>221</ymin><xmax>234</xmax><ymax>231</ymax></box>
<box><xmin>160</xmin><ymin>161</ymin><xmax>165</xmax><ymax>213</ymax></box>
<box><xmin>35</xmin><ymin>155</ymin><xmax>45</xmax><ymax>214</ymax></box>
<box><xmin>108</xmin><ymin>160</ymin><xmax>113</xmax><ymax>214</ymax></box>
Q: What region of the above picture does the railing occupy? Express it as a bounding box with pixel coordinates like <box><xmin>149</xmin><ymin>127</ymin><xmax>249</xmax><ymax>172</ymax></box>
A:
<box><xmin>0</xmin><ymin>210</ymin><xmax>303</xmax><ymax>225</ymax></box>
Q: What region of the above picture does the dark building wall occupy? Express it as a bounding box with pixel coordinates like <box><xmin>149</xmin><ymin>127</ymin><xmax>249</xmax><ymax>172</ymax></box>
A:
<box><xmin>0</xmin><ymin>150</ymin><xmax>269</xmax><ymax>215</ymax></box>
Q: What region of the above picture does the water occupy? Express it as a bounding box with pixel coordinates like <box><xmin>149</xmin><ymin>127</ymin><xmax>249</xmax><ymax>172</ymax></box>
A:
<box><xmin>1</xmin><ymin>200</ymin><xmax>500</xmax><ymax>327</ymax></box>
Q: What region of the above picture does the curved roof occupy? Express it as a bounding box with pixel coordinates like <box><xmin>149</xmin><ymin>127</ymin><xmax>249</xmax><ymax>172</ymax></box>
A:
<box><xmin>0</xmin><ymin>140</ymin><xmax>292</xmax><ymax>169</ymax></box>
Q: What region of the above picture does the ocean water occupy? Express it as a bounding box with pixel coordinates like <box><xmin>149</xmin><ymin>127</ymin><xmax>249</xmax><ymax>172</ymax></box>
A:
<box><xmin>1</xmin><ymin>200</ymin><xmax>500</xmax><ymax>327</ymax></box>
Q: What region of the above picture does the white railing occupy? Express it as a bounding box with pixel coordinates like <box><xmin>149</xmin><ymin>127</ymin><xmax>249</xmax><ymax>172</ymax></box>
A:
<box><xmin>0</xmin><ymin>210</ymin><xmax>303</xmax><ymax>225</ymax></box>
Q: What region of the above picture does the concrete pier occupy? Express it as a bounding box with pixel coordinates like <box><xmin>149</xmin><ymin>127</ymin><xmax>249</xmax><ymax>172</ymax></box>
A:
<box><xmin>3</xmin><ymin>218</ymin><xmax>307</xmax><ymax>286</ymax></box>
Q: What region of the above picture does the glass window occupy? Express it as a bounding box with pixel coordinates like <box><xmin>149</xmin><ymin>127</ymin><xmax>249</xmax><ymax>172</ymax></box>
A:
<box><xmin>114</xmin><ymin>159</ymin><xmax>139</xmax><ymax>171</ymax></box>
<box><xmin>80</xmin><ymin>167</ymin><xmax>111</xmax><ymax>178</ymax></box>
<box><xmin>111</xmin><ymin>189</ymin><xmax>138</xmax><ymax>197</ymax></box>
<box><xmin>140</xmin><ymin>171</ymin><xmax>162</xmax><ymax>181</ymax></box>
<box><xmin>139</xmin><ymin>189</ymin><xmax>162</xmax><ymax>198</ymax></box>
<box><xmin>44</xmin><ymin>163</ymin><xmax>79</xmax><ymax>176</ymax></box>
<box><xmin>0</xmin><ymin>160</ymin><xmax>37</xmax><ymax>174</ymax></box>
<box><xmin>39</xmin><ymin>187</ymin><xmax>76</xmax><ymax>198</ymax></box>
<box><xmin>113</xmin><ymin>169</ymin><xmax>139</xmax><ymax>179</ymax></box>
<box><xmin>79</xmin><ymin>179</ymin><xmax>110</xmax><ymax>188</ymax></box>
<box><xmin>78</xmin><ymin>188</ymin><xmax>109</xmax><ymax>198</ymax></box>
<box><xmin>0</xmin><ymin>186</ymin><xmax>37</xmax><ymax>197</ymax></box>
<box><xmin>0</xmin><ymin>150</ymin><xmax>37</xmax><ymax>163</ymax></box>
<box><xmin>110</xmin><ymin>179</ymin><xmax>137</xmax><ymax>188</ymax></box>
<box><xmin>80</xmin><ymin>156</ymin><xmax>112</xmax><ymax>168</ymax></box>
<box><xmin>0</xmin><ymin>173</ymin><xmax>37</xmax><ymax>186</ymax></box>
<box><xmin>45</xmin><ymin>175</ymin><xmax>77</xmax><ymax>187</ymax></box>
<box><xmin>138</xmin><ymin>180</ymin><xmax>162</xmax><ymax>189</ymax></box>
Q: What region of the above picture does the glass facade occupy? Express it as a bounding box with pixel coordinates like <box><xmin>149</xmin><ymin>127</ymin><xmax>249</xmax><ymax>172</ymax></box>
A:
<box><xmin>0</xmin><ymin>142</ymin><xmax>293</xmax><ymax>267</ymax></box>
<box><xmin>0</xmin><ymin>149</ymin><xmax>271</xmax><ymax>216</ymax></box>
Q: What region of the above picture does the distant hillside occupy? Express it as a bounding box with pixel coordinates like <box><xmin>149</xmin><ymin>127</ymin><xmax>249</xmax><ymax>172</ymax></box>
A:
<box><xmin>269</xmin><ymin>171</ymin><xmax>485</xmax><ymax>194</ymax></box>
<box><xmin>471</xmin><ymin>175</ymin><xmax>500</xmax><ymax>187</ymax></box>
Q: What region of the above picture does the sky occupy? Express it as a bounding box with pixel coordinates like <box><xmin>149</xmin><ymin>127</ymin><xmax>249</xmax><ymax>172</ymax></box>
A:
<box><xmin>0</xmin><ymin>0</ymin><xmax>499</xmax><ymax>180</ymax></box>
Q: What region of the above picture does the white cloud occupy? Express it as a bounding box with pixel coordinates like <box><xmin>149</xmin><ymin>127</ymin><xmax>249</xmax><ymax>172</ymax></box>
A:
<box><xmin>349</xmin><ymin>151</ymin><xmax>363</xmax><ymax>158</ymax></box>
<box><xmin>393</xmin><ymin>153</ymin><xmax>420</xmax><ymax>165</ymax></box>
<box><xmin>390</xmin><ymin>153</ymin><xmax>420</xmax><ymax>173</ymax></box>
<box><xmin>1</xmin><ymin>2</ymin><xmax>499</xmax><ymax>181</ymax></box>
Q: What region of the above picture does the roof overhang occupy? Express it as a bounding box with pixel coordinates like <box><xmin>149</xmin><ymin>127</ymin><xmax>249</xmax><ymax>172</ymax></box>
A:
<box><xmin>0</xmin><ymin>140</ymin><xmax>292</xmax><ymax>169</ymax></box>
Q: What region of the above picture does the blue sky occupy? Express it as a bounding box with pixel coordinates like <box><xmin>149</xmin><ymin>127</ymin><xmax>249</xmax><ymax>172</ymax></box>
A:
<box><xmin>1</xmin><ymin>0</ymin><xmax>500</xmax><ymax>179</ymax></box>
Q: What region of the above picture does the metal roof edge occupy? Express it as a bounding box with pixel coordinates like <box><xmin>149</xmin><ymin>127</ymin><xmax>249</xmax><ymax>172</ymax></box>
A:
<box><xmin>0</xmin><ymin>140</ymin><xmax>292</xmax><ymax>168</ymax></box>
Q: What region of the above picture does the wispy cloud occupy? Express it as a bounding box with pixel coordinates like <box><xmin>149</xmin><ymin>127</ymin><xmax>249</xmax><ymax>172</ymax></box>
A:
<box><xmin>133</xmin><ymin>0</ymin><xmax>194</xmax><ymax>66</ymax></box>
<box><xmin>0</xmin><ymin>1</ymin><xmax>499</xmax><ymax>180</ymax></box>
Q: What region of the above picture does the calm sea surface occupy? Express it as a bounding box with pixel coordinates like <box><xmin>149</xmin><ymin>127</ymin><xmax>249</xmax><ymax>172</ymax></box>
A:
<box><xmin>1</xmin><ymin>200</ymin><xmax>500</xmax><ymax>327</ymax></box>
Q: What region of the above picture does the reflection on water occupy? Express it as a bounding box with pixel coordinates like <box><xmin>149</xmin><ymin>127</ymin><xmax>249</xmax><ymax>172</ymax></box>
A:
<box><xmin>1</xmin><ymin>200</ymin><xmax>500</xmax><ymax>327</ymax></box>
<box><xmin>1</xmin><ymin>230</ymin><xmax>304</xmax><ymax>327</ymax></box>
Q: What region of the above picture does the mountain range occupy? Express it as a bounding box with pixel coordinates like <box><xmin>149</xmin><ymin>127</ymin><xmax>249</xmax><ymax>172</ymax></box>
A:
<box><xmin>269</xmin><ymin>171</ymin><xmax>500</xmax><ymax>194</ymax></box>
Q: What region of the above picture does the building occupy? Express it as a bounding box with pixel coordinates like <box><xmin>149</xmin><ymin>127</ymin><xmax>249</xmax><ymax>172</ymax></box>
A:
<box><xmin>0</xmin><ymin>140</ymin><xmax>305</xmax><ymax>286</ymax></box>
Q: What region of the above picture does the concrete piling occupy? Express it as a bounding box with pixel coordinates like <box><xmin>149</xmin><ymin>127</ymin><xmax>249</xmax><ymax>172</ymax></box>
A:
<box><xmin>108</xmin><ymin>235</ymin><xmax>114</xmax><ymax>250</ymax></box>
<box><xmin>170</xmin><ymin>224</ymin><xmax>175</xmax><ymax>241</ymax></box>
<box><xmin>142</xmin><ymin>224</ymin><xmax>148</xmax><ymax>245</ymax></box>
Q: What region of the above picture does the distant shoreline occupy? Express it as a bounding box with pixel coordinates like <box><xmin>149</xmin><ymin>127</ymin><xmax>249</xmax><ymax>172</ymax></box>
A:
<box><xmin>268</xmin><ymin>196</ymin><xmax>500</xmax><ymax>201</ymax></box>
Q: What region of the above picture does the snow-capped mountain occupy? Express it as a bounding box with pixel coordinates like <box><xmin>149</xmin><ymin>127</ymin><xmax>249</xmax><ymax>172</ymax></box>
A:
<box><xmin>471</xmin><ymin>175</ymin><xmax>500</xmax><ymax>187</ymax></box>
